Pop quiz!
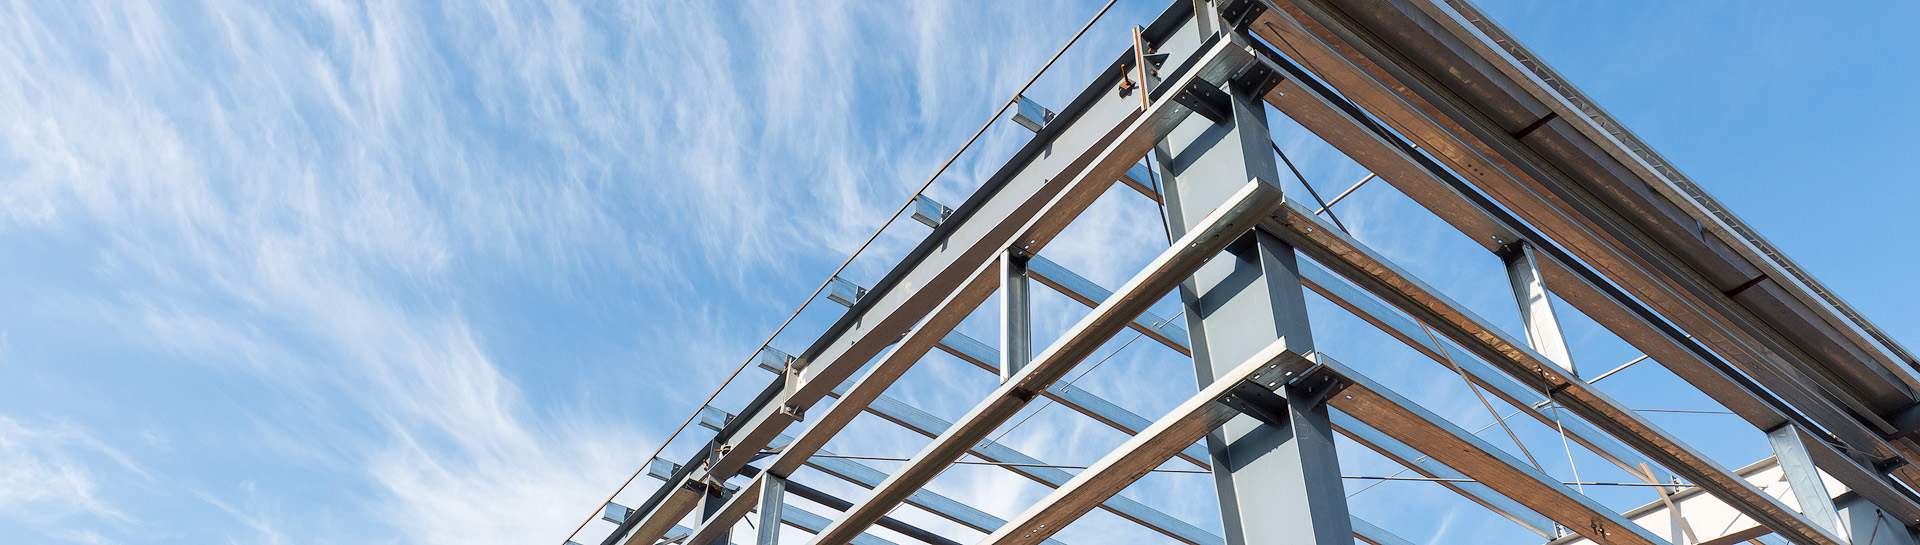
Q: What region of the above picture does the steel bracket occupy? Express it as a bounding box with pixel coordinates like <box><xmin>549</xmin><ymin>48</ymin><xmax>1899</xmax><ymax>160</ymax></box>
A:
<box><xmin>1171</xmin><ymin>77</ymin><xmax>1232</xmax><ymax>124</ymax></box>
<box><xmin>1221</xmin><ymin>379</ymin><xmax>1290</xmax><ymax>427</ymax></box>
<box><xmin>1219</xmin><ymin>0</ymin><xmax>1266</xmax><ymax>32</ymax></box>
<box><xmin>1290</xmin><ymin>365</ymin><xmax>1351</xmax><ymax>410</ymax></box>
<box><xmin>1229</xmin><ymin>61</ymin><xmax>1282</xmax><ymax>101</ymax></box>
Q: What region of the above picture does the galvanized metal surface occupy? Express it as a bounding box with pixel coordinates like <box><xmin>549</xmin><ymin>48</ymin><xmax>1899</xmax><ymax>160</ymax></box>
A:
<box><xmin>587</xmin><ymin>2</ymin><xmax>1920</xmax><ymax>545</ymax></box>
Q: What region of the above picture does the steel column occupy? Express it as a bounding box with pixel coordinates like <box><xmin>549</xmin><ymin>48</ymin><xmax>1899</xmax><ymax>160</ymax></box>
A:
<box><xmin>757</xmin><ymin>475</ymin><xmax>786</xmax><ymax>545</ymax></box>
<box><xmin>1767</xmin><ymin>425</ymin><xmax>1846</xmax><ymax>540</ymax></box>
<box><xmin>1504</xmin><ymin>241</ymin><xmax>1578</xmax><ymax>376</ymax></box>
<box><xmin>1002</xmin><ymin>249</ymin><xmax>1033</xmax><ymax>383</ymax></box>
<box><xmin>694</xmin><ymin>482</ymin><xmax>733</xmax><ymax>545</ymax></box>
<box><xmin>1153</xmin><ymin>11</ymin><xmax>1349</xmax><ymax>545</ymax></box>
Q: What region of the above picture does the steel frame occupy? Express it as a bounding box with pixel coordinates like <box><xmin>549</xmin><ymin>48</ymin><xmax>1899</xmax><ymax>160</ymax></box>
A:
<box><xmin>588</xmin><ymin>2</ymin><xmax>1920</xmax><ymax>545</ymax></box>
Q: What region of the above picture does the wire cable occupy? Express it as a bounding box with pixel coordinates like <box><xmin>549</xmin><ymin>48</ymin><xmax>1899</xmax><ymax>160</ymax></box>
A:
<box><xmin>1420</xmin><ymin>323</ymin><xmax>1546</xmax><ymax>473</ymax></box>
<box><xmin>1269</xmin><ymin>140</ymin><xmax>1350</xmax><ymax>234</ymax></box>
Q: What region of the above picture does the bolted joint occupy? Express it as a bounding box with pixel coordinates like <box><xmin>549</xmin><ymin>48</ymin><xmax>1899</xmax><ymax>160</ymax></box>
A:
<box><xmin>1220</xmin><ymin>0</ymin><xmax>1268</xmax><ymax>32</ymax></box>
<box><xmin>1220</xmin><ymin>378</ymin><xmax>1291</xmax><ymax>427</ymax></box>
<box><xmin>1171</xmin><ymin>77</ymin><xmax>1232</xmax><ymax>124</ymax></box>
<box><xmin>1229</xmin><ymin>62</ymin><xmax>1283</xmax><ymax>100</ymax></box>
<box><xmin>1289</xmin><ymin>364</ymin><xmax>1353</xmax><ymax>410</ymax></box>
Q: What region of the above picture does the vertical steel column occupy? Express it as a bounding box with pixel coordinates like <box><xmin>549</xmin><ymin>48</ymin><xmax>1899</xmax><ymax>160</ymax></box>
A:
<box><xmin>694</xmin><ymin>482</ymin><xmax>731</xmax><ymax>545</ymax></box>
<box><xmin>1502</xmin><ymin>242</ymin><xmax>1578</xmax><ymax>376</ymax></box>
<box><xmin>1153</xmin><ymin>7</ymin><xmax>1350</xmax><ymax>545</ymax></box>
<box><xmin>1001</xmin><ymin>249</ymin><xmax>1032</xmax><ymax>384</ymax></box>
<box><xmin>1766</xmin><ymin>425</ymin><xmax>1847</xmax><ymax>540</ymax></box>
<box><xmin>757</xmin><ymin>475</ymin><xmax>786</xmax><ymax>545</ymax></box>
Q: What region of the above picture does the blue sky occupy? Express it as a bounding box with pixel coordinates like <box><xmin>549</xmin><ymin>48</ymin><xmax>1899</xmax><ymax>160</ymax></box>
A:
<box><xmin>1</xmin><ymin>1</ymin><xmax>1916</xmax><ymax>545</ymax></box>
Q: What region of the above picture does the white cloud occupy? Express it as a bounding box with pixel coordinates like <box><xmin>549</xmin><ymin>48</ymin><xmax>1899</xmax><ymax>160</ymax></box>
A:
<box><xmin>0</xmin><ymin>417</ymin><xmax>137</xmax><ymax>523</ymax></box>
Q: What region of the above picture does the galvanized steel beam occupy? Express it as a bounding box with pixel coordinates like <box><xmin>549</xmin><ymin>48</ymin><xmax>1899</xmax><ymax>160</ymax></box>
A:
<box><xmin>1316</xmin><ymin>355</ymin><xmax>1672</xmax><ymax>545</ymax></box>
<box><xmin>802</xmin><ymin>176</ymin><xmax>1284</xmax><ymax>545</ymax></box>
<box><xmin>1266</xmin><ymin>200</ymin><xmax>1848</xmax><ymax>545</ymax></box>
<box><xmin>1234</xmin><ymin>21</ymin><xmax>1920</xmax><ymax>523</ymax></box>
<box><xmin>1244</xmin><ymin>0</ymin><xmax>1920</xmax><ymax>514</ymax></box>
<box><xmin>976</xmin><ymin>342</ymin><xmax>1316</xmax><ymax>545</ymax></box>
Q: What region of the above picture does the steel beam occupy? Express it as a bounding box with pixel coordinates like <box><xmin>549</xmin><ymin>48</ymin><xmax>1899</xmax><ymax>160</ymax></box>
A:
<box><xmin>1245</xmin><ymin>0</ymin><xmax>1920</xmax><ymax>510</ymax></box>
<box><xmin>1024</xmin><ymin>254</ymin><xmax>1190</xmax><ymax>356</ymax></box>
<box><xmin>816</xmin><ymin>270</ymin><xmax>1207</xmax><ymax>469</ymax></box>
<box><xmin>1553</xmin><ymin>457</ymin><xmax>1853</xmax><ymax>545</ymax></box>
<box><xmin>1265</xmin><ymin>200</ymin><xmax>1847</xmax><ymax>545</ymax></box>
<box><xmin>1317</xmin><ymin>355</ymin><xmax>1672</xmax><ymax>545</ymax></box>
<box><xmin>932</xmin><ymin>327</ymin><xmax>1213</xmax><ymax>467</ymax></box>
<box><xmin>700</xmin><ymin>403</ymin><xmax>1164</xmax><ymax>545</ymax></box>
<box><xmin>1234</xmin><ymin>21</ymin><xmax>1920</xmax><ymax>523</ymax></box>
<box><xmin>1329</xmin><ymin>410</ymin><xmax>1557</xmax><ymax>537</ymax></box>
<box><xmin>1297</xmin><ymin>253</ymin><xmax>1676</xmax><ymax>484</ymax></box>
<box><xmin>977</xmin><ymin>341</ymin><xmax>1316</xmax><ymax>545</ymax></box>
<box><xmin>803</xmin><ymin>176</ymin><xmax>1285</xmax><ymax>545</ymax></box>
<box><xmin>694</xmin><ymin>482</ymin><xmax>733</xmax><ymax>545</ymax></box>
<box><xmin>608</xmin><ymin>13</ymin><xmax>1203</xmax><ymax>543</ymax></box>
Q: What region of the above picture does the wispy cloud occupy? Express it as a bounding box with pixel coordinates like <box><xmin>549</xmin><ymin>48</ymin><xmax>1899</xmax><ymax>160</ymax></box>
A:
<box><xmin>0</xmin><ymin>417</ymin><xmax>138</xmax><ymax>523</ymax></box>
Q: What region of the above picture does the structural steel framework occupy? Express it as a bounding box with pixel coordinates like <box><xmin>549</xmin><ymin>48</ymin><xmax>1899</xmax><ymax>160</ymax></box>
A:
<box><xmin>572</xmin><ymin>1</ymin><xmax>1920</xmax><ymax>545</ymax></box>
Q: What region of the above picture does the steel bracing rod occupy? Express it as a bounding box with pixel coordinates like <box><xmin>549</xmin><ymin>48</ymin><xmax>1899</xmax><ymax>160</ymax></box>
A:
<box><xmin>1294</xmin><ymin>258</ymin><xmax>1674</xmax><ymax>484</ymax></box>
<box><xmin>1313</xmin><ymin>355</ymin><xmax>1674</xmax><ymax>545</ymax></box>
<box><xmin>805</xmin><ymin>178</ymin><xmax>1286</xmax><ymax>545</ymax></box>
<box><xmin>1555</xmin><ymin>457</ymin><xmax>1853</xmax><ymax>545</ymax></box>
<box><xmin>610</xmin><ymin>21</ymin><xmax>1223</xmax><ymax>544</ymax></box>
<box><xmin>1244</xmin><ymin>1</ymin><xmax>1920</xmax><ymax>499</ymax></box>
<box><xmin>1328</xmin><ymin>410</ymin><xmax>1557</xmax><ymax>537</ymax></box>
<box><xmin>1233</xmin><ymin>21</ymin><xmax>1920</xmax><ymax>523</ymax></box>
<box><xmin>1264</xmin><ymin>202</ymin><xmax>1848</xmax><ymax>545</ymax></box>
<box><xmin>976</xmin><ymin>341</ymin><xmax>1314</xmax><ymax>545</ymax></box>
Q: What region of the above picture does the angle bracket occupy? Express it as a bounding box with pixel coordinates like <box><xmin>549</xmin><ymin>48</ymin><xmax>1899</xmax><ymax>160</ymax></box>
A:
<box><xmin>1172</xmin><ymin>77</ymin><xmax>1232</xmax><ymax>124</ymax></box>
<box><xmin>1220</xmin><ymin>379</ymin><xmax>1290</xmax><ymax>427</ymax></box>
